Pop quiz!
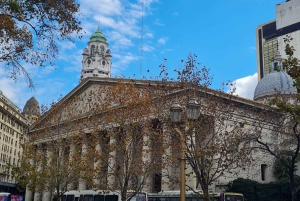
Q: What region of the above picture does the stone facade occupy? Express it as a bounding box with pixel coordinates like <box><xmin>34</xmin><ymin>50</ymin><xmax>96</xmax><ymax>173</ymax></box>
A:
<box><xmin>80</xmin><ymin>27</ymin><xmax>112</xmax><ymax>81</ymax></box>
<box><xmin>24</xmin><ymin>77</ymin><xmax>283</xmax><ymax>201</ymax></box>
<box><xmin>0</xmin><ymin>91</ymin><xmax>28</xmax><ymax>190</ymax></box>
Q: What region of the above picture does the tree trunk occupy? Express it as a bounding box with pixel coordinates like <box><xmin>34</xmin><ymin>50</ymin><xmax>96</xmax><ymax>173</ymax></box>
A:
<box><xmin>57</xmin><ymin>186</ymin><xmax>60</xmax><ymax>201</ymax></box>
<box><xmin>289</xmin><ymin>171</ymin><xmax>295</xmax><ymax>201</ymax></box>
<box><xmin>203</xmin><ymin>190</ymin><xmax>209</xmax><ymax>201</ymax></box>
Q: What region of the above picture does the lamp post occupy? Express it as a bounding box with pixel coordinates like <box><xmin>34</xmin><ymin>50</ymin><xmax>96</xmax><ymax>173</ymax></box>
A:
<box><xmin>170</xmin><ymin>98</ymin><xmax>200</xmax><ymax>201</ymax></box>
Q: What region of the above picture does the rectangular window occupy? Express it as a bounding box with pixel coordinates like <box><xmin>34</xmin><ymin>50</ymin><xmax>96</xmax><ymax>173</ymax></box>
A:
<box><xmin>261</xmin><ymin>164</ymin><xmax>267</xmax><ymax>181</ymax></box>
<box><xmin>106</xmin><ymin>195</ymin><xmax>119</xmax><ymax>201</ymax></box>
<box><xmin>94</xmin><ymin>195</ymin><xmax>104</xmax><ymax>201</ymax></box>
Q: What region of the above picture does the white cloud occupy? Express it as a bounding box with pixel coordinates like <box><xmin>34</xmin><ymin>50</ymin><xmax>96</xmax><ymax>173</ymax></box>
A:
<box><xmin>0</xmin><ymin>61</ymin><xmax>76</xmax><ymax>110</ymax></box>
<box><xmin>143</xmin><ymin>44</ymin><xmax>155</xmax><ymax>52</ymax></box>
<box><xmin>229</xmin><ymin>73</ymin><xmax>258</xmax><ymax>100</ymax></box>
<box><xmin>145</xmin><ymin>32</ymin><xmax>154</xmax><ymax>38</ymax></box>
<box><xmin>173</xmin><ymin>12</ymin><xmax>179</xmax><ymax>16</ymax></box>
<box><xmin>153</xmin><ymin>19</ymin><xmax>165</xmax><ymax>26</ymax></box>
<box><xmin>59</xmin><ymin>41</ymin><xmax>76</xmax><ymax>51</ymax></box>
<box><xmin>160</xmin><ymin>48</ymin><xmax>173</xmax><ymax>54</ymax></box>
<box><xmin>110</xmin><ymin>31</ymin><xmax>135</xmax><ymax>49</ymax></box>
<box><xmin>79</xmin><ymin>0</ymin><xmax>123</xmax><ymax>16</ymax></box>
<box><xmin>0</xmin><ymin>66</ymin><xmax>31</xmax><ymax>109</ymax></box>
<box><xmin>36</xmin><ymin>65</ymin><xmax>57</xmax><ymax>77</ymax></box>
<box><xmin>138</xmin><ymin>0</ymin><xmax>159</xmax><ymax>8</ymax></box>
<box><xmin>97</xmin><ymin>16</ymin><xmax>140</xmax><ymax>38</ymax></box>
<box><xmin>0</xmin><ymin>78</ymin><xmax>24</xmax><ymax>107</ymax></box>
<box><xmin>112</xmin><ymin>53</ymin><xmax>139</xmax><ymax>74</ymax></box>
<box><xmin>158</xmin><ymin>37</ymin><xmax>168</xmax><ymax>45</ymax></box>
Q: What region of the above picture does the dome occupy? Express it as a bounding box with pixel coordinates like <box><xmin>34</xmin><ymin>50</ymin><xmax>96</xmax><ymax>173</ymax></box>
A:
<box><xmin>254</xmin><ymin>71</ymin><xmax>296</xmax><ymax>100</ymax></box>
<box><xmin>89</xmin><ymin>27</ymin><xmax>107</xmax><ymax>42</ymax></box>
<box><xmin>23</xmin><ymin>97</ymin><xmax>40</xmax><ymax>116</ymax></box>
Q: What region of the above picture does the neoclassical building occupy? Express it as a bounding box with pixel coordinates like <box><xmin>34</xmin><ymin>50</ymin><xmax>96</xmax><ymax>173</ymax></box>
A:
<box><xmin>23</xmin><ymin>28</ymin><xmax>298</xmax><ymax>201</ymax></box>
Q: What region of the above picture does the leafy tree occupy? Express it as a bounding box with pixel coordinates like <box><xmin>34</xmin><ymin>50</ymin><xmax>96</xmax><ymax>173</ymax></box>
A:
<box><xmin>226</xmin><ymin>178</ymin><xmax>259</xmax><ymax>200</ymax></box>
<box><xmin>0</xmin><ymin>0</ymin><xmax>82</xmax><ymax>88</ymax></box>
<box><xmin>162</xmin><ymin>53</ymin><xmax>251</xmax><ymax>201</ymax></box>
<box><xmin>9</xmin><ymin>98</ymin><xmax>85</xmax><ymax>201</ymax></box>
<box><xmin>273</xmin><ymin>156</ymin><xmax>299</xmax><ymax>180</ymax></box>
<box><xmin>227</xmin><ymin>177</ymin><xmax>300</xmax><ymax>201</ymax></box>
<box><xmin>277</xmin><ymin>176</ymin><xmax>300</xmax><ymax>200</ymax></box>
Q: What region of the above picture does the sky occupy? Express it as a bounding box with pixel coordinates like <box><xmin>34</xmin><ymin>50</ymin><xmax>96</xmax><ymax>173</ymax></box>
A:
<box><xmin>0</xmin><ymin>0</ymin><xmax>283</xmax><ymax>111</ymax></box>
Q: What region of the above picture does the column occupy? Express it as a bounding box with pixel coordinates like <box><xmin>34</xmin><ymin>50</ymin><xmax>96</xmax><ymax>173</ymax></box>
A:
<box><xmin>34</xmin><ymin>145</ymin><xmax>43</xmax><ymax>201</ymax></box>
<box><xmin>42</xmin><ymin>147</ymin><xmax>52</xmax><ymax>201</ymax></box>
<box><xmin>161</xmin><ymin>128</ymin><xmax>173</xmax><ymax>191</ymax></box>
<box><xmin>25</xmin><ymin>158</ymin><xmax>34</xmax><ymax>201</ymax></box>
<box><xmin>107</xmin><ymin>136</ymin><xmax>116</xmax><ymax>188</ymax></box>
<box><xmin>141</xmin><ymin>133</ymin><xmax>152</xmax><ymax>192</ymax></box>
<box><xmin>67</xmin><ymin>142</ymin><xmax>76</xmax><ymax>190</ymax></box>
<box><xmin>93</xmin><ymin>141</ymin><xmax>101</xmax><ymax>187</ymax></box>
<box><xmin>78</xmin><ymin>141</ymin><xmax>87</xmax><ymax>190</ymax></box>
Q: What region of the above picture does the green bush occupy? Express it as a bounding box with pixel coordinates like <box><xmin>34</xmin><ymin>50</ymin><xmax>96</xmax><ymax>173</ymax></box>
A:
<box><xmin>226</xmin><ymin>177</ymin><xmax>300</xmax><ymax>201</ymax></box>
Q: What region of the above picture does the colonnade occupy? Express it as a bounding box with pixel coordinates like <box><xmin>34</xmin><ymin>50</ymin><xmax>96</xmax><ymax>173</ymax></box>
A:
<box><xmin>24</xmin><ymin>135</ymin><xmax>108</xmax><ymax>201</ymax></box>
<box><xmin>24</xmin><ymin>130</ymin><xmax>198</xmax><ymax>201</ymax></box>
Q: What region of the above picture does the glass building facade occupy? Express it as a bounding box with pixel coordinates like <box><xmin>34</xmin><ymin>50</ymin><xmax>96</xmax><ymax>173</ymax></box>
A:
<box><xmin>263</xmin><ymin>38</ymin><xmax>278</xmax><ymax>76</ymax></box>
<box><xmin>256</xmin><ymin>20</ymin><xmax>277</xmax><ymax>81</ymax></box>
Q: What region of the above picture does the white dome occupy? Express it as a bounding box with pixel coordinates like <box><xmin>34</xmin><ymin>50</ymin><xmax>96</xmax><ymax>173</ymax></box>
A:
<box><xmin>254</xmin><ymin>71</ymin><xmax>296</xmax><ymax>100</ymax></box>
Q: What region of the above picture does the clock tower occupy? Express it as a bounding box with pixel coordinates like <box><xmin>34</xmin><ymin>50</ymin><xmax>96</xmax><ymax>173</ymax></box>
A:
<box><xmin>80</xmin><ymin>27</ymin><xmax>112</xmax><ymax>81</ymax></box>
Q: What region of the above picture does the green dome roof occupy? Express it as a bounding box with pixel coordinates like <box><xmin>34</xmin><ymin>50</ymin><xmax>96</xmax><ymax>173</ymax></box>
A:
<box><xmin>90</xmin><ymin>27</ymin><xmax>107</xmax><ymax>42</ymax></box>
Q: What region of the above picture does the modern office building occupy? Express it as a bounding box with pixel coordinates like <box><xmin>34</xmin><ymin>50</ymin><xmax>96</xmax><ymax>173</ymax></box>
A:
<box><xmin>256</xmin><ymin>0</ymin><xmax>300</xmax><ymax>80</ymax></box>
<box><xmin>256</xmin><ymin>20</ymin><xmax>277</xmax><ymax>80</ymax></box>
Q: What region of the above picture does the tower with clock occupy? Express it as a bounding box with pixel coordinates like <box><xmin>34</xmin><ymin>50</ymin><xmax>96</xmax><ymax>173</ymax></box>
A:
<box><xmin>80</xmin><ymin>27</ymin><xmax>112</xmax><ymax>81</ymax></box>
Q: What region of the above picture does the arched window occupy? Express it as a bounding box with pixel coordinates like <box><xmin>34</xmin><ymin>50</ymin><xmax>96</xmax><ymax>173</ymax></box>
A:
<box><xmin>100</xmin><ymin>45</ymin><xmax>104</xmax><ymax>56</ymax></box>
<box><xmin>91</xmin><ymin>45</ymin><xmax>95</xmax><ymax>56</ymax></box>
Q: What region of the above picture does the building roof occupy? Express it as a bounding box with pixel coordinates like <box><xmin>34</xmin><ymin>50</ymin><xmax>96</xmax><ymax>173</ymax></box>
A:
<box><xmin>89</xmin><ymin>27</ymin><xmax>107</xmax><ymax>42</ymax></box>
<box><xmin>23</xmin><ymin>97</ymin><xmax>40</xmax><ymax>116</ymax></box>
<box><xmin>254</xmin><ymin>70</ymin><xmax>297</xmax><ymax>100</ymax></box>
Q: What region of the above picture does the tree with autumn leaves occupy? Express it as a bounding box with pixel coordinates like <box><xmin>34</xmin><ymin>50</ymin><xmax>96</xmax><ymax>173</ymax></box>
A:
<box><xmin>160</xmin><ymin>53</ymin><xmax>252</xmax><ymax>201</ymax></box>
<box><xmin>9</xmin><ymin>98</ymin><xmax>85</xmax><ymax>201</ymax></box>
<box><xmin>81</xmin><ymin>79</ymin><xmax>169</xmax><ymax>201</ymax></box>
<box><xmin>0</xmin><ymin>0</ymin><xmax>82</xmax><ymax>88</ymax></box>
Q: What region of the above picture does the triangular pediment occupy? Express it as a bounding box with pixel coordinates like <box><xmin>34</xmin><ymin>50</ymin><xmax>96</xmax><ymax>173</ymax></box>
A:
<box><xmin>30</xmin><ymin>77</ymin><xmax>124</xmax><ymax>132</ymax></box>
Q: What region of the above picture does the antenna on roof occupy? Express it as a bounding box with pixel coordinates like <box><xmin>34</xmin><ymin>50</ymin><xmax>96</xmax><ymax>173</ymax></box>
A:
<box><xmin>140</xmin><ymin>0</ymin><xmax>144</xmax><ymax>78</ymax></box>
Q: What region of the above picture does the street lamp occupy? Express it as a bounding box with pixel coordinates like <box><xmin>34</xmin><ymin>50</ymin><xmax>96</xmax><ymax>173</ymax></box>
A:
<box><xmin>170</xmin><ymin>98</ymin><xmax>200</xmax><ymax>201</ymax></box>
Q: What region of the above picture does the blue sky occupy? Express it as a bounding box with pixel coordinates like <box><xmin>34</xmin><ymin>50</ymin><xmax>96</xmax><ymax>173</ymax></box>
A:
<box><xmin>0</xmin><ymin>0</ymin><xmax>281</xmax><ymax>110</ymax></box>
